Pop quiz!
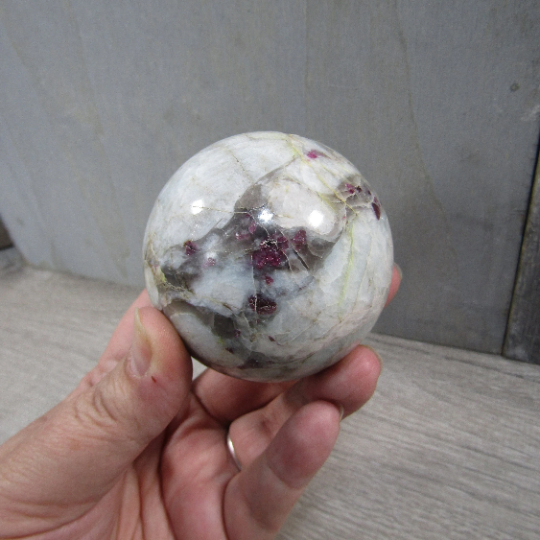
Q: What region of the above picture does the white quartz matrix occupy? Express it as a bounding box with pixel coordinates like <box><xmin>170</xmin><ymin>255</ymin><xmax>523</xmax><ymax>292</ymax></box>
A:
<box><xmin>143</xmin><ymin>132</ymin><xmax>393</xmax><ymax>381</ymax></box>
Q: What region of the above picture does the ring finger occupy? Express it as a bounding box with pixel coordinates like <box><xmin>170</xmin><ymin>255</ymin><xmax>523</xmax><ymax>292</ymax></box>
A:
<box><xmin>227</xmin><ymin>344</ymin><xmax>381</xmax><ymax>468</ymax></box>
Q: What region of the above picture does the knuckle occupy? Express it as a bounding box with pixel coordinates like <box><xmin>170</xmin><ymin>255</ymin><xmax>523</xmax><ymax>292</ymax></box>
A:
<box><xmin>71</xmin><ymin>375</ymin><xmax>140</xmax><ymax>443</ymax></box>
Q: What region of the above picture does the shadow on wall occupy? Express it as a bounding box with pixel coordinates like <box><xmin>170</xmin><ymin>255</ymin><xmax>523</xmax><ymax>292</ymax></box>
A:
<box><xmin>0</xmin><ymin>217</ymin><xmax>13</xmax><ymax>250</ymax></box>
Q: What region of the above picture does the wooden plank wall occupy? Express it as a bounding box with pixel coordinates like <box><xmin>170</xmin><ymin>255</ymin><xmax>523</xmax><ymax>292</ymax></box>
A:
<box><xmin>0</xmin><ymin>1</ymin><xmax>539</xmax><ymax>354</ymax></box>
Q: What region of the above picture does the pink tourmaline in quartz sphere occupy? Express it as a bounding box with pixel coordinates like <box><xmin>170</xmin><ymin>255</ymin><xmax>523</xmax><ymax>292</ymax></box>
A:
<box><xmin>143</xmin><ymin>132</ymin><xmax>393</xmax><ymax>382</ymax></box>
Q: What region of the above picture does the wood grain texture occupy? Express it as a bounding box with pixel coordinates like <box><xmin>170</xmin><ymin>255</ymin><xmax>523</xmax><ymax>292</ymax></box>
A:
<box><xmin>504</xmin><ymin>147</ymin><xmax>540</xmax><ymax>364</ymax></box>
<box><xmin>1</xmin><ymin>259</ymin><xmax>539</xmax><ymax>539</ymax></box>
<box><xmin>281</xmin><ymin>334</ymin><xmax>540</xmax><ymax>540</ymax></box>
<box><xmin>0</xmin><ymin>2</ymin><xmax>540</xmax><ymax>353</ymax></box>
<box><xmin>305</xmin><ymin>1</ymin><xmax>540</xmax><ymax>353</ymax></box>
<box><xmin>0</xmin><ymin>251</ymin><xmax>139</xmax><ymax>442</ymax></box>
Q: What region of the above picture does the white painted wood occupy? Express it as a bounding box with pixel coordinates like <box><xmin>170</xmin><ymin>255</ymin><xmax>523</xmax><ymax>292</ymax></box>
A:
<box><xmin>1</xmin><ymin>258</ymin><xmax>538</xmax><ymax>539</ymax></box>
<box><xmin>0</xmin><ymin>2</ymin><xmax>539</xmax><ymax>353</ymax></box>
<box><xmin>304</xmin><ymin>1</ymin><xmax>540</xmax><ymax>353</ymax></box>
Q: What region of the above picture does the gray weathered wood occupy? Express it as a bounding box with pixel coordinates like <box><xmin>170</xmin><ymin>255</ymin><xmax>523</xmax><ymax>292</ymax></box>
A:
<box><xmin>0</xmin><ymin>1</ymin><xmax>539</xmax><ymax>354</ymax></box>
<box><xmin>305</xmin><ymin>1</ymin><xmax>540</xmax><ymax>354</ymax></box>
<box><xmin>1</xmin><ymin>258</ymin><xmax>539</xmax><ymax>539</ymax></box>
<box><xmin>504</xmin><ymin>145</ymin><xmax>540</xmax><ymax>363</ymax></box>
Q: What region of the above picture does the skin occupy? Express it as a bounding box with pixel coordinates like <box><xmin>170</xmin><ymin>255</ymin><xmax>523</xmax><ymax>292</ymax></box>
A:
<box><xmin>0</xmin><ymin>266</ymin><xmax>401</xmax><ymax>540</ymax></box>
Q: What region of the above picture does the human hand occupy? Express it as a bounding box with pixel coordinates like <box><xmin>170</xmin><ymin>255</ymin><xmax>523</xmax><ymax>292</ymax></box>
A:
<box><xmin>0</xmin><ymin>266</ymin><xmax>401</xmax><ymax>540</ymax></box>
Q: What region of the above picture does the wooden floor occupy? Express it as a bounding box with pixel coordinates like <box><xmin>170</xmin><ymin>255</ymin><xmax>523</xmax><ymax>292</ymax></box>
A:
<box><xmin>1</xmin><ymin>248</ymin><xmax>539</xmax><ymax>540</ymax></box>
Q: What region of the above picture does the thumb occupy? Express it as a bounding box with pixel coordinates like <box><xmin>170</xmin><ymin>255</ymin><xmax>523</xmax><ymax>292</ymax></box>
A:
<box><xmin>66</xmin><ymin>305</ymin><xmax>193</xmax><ymax>491</ymax></box>
<box><xmin>81</xmin><ymin>305</ymin><xmax>193</xmax><ymax>458</ymax></box>
<box><xmin>0</xmin><ymin>306</ymin><xmax>192</xmax><ymax>530</ymax></box>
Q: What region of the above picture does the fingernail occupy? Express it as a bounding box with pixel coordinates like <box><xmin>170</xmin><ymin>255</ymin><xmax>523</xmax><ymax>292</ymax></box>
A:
<box><xmin>395</xmin><ymin>263</ymin><xmax>403</xmax><ymax>281</ymax></box>
<box><xmin>338</xmin><ymin>403</ymin><xmax>345</xmax><ymax>421</ymax></box>
<box><xmin>131</xmin><ymin>308</ymin><xmax>152</xmax><ymax>376</ymax></box>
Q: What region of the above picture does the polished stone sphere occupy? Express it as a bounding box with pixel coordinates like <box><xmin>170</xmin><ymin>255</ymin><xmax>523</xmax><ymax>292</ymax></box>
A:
<box><xmin>143</xmin><ymin>132</ymin><xmax>393</xmax><ymax>381</ymax></box>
